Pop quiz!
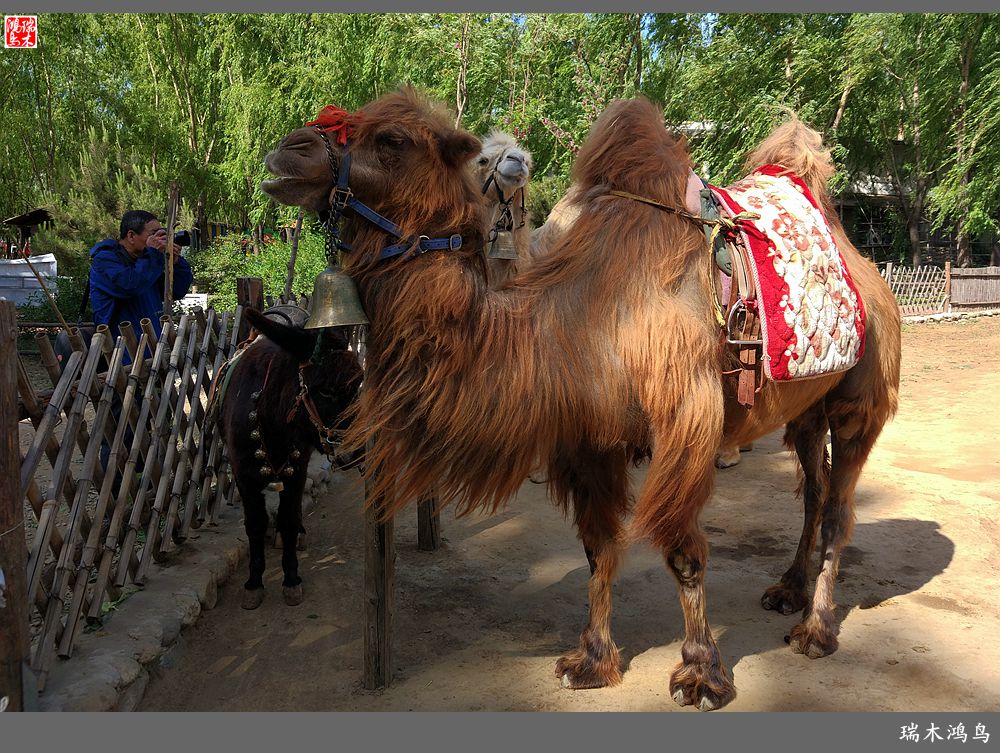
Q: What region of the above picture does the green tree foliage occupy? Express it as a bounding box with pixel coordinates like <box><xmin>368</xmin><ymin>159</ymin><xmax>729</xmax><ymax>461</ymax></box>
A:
<box><xmin>1</xmin><ymin>10</ymin><xmax>997</xmax><ymax>296</ymax></box>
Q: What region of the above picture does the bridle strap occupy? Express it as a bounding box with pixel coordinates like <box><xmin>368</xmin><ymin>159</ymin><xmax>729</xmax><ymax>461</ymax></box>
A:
<box><xmin>315</xmin><ymin>128</ymin><xmax>464</xmax><ymax>263</ymax></box>
<box><xmin>481</xmin><ymin>157</ymin><xmax>527</xmax><ymax>244</ymax></box>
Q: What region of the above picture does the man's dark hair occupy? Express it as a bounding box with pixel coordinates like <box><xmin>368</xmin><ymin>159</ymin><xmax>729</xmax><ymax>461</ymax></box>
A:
<box><xmin>119</xmin><ymin>210</ymin><xmax>158</xmax><ymax>239</ymax></box>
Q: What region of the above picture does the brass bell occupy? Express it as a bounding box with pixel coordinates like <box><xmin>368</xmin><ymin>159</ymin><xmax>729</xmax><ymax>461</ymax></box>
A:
<box><xmin>248</xmin><ymin>410</ymin><xmax>257</xmax><ymax>422</ymax></box>
<box><xmin>487</xmin><ymin>230</ymin><xmax>519</xmax><ymax>260</ymax></box>
<box><xmin>254</xmin><ymin>449</ymin><xmax>267</xmax><ymax>460</ymax></box>
<box><xmin>260</xmin><ymin>464</ymin><xmax>273</xmax><ymax>476</ymax></box>
<box><xmin>250</xmin><ymin>429</ymin><xmax>261</xmax><ymax>440</ymax></box>
<box><xmin>283</xmin><ymin>466</ymin><xmax>295</xmax><ymax>477</ymax></box>
<box><xmin>305</xmin><ymin>260</ymin><xmax>369</xmax><ymax>329</ymax></box>
<box><xmin>290</xmin><ymin>449</ymin><xmax>301</xmax><ymax>460</ymax></box>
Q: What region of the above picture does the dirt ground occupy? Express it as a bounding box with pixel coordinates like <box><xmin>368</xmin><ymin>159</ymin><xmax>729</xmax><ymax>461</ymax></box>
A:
<box><xmin>137</xmin><ymin>317</ymin><xmax>1000</xmax><ymax>712</ymax></box>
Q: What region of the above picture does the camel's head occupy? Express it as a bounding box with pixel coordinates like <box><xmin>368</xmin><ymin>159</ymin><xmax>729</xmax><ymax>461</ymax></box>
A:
<box><xmin>474</xmin><ymin>131</ymin><xmax>533</xmax><ymax>199</ymax></box>
<box><xmin>261</xmin><ymin>88</ymin><xmax>484</xmax><ymax>268</ymax></box>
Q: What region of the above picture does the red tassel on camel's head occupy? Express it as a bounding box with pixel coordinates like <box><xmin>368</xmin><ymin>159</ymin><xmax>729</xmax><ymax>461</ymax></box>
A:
<box><xmin>307</xmin><ymin>104</ymin><xmax>357</xmax><ymax>146</ymax></box>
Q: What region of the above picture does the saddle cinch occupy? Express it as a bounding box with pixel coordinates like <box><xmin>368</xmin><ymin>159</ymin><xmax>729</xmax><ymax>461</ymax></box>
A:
<box><xmin>695</xmin><ymin>166</ymin><xmax>868</xmax><ymax>409</ymax></box>
<box><xmin>698</xmin><ymin>182</ymin><xmax>763</xmax><ymax>408</ymax></box>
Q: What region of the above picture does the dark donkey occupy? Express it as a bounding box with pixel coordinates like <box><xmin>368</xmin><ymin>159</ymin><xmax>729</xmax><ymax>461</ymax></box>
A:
<box><xmin>208</xmin><ymin>307</ymin><xmax>362</xmax><ymax>609</ymax></box>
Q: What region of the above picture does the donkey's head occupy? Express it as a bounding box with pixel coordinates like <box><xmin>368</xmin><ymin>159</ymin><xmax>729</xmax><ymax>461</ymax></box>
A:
<box><xmin>245</xmin><ymin>308</ymin><xmax>363</xmax><ymax>453</ymax></box>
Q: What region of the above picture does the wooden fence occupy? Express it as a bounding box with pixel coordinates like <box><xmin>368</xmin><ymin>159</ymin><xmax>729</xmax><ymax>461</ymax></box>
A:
<box><xmin>881</xmin><ymin>262</ymin><xmax>949</xmax><ymax>316</ymax></box>
<box><xmin>1</xmin><ymin>300</ymin><xmax>244</xmax><ymax>696</ymax></box>
<box><xmin>949</xmin><ymin>266</ymin><xmax>1000</xmax><ymax>311</ymax></box>
<box><xmin>881</xmin><ymin>262</ymin><xmax>1000</xmax><ymax>316</ymax></box>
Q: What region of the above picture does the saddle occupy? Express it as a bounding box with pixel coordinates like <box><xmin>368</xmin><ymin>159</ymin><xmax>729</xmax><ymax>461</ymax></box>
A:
<box><xmin>691</xmin><ymin>165</ymin><xmax>867</xmax><ymax>408</ymax></box>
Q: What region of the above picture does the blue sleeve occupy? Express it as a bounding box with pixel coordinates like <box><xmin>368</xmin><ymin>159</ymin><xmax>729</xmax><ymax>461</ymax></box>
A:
<box><xmin>92</xmin><ymin>248</ymin><xmax>165</xmax><ymax>299</ymax></box>
<box><xmin>171</xmin><ymin>255</ymin><xmax>194</xmax><ymax>300</ymax></box>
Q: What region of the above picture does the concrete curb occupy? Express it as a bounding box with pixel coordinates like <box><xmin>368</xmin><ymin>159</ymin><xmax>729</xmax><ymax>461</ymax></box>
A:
<box><xmin>37</xmin><ymin>456</ymin><xmax>336</xmax><ymax>712</ymax></box>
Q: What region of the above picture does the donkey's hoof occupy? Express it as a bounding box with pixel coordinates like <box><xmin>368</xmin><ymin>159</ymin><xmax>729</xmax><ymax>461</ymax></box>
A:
<box><xmin>788</xmin><ymin>620</ymin><xmax>838</xmax><ymax>659</ymax></box>
<box><xmin>761</xmin><ymin>583</ymin><xmax>808</xmax><ymax>615</ymax></box>
<box><xmin>669</xmin><ymin>661</ymin><xmax>736</xmax><ymax>711</ymax></box>
<box><xmin>282</xmin><ymin>584</ymin><xmax>304</xmax><ymax>606</ymax></box>
<box><xmin>241</xmin><ymin>588</ymin><xmax>265</xmax><ymax>610</ymax></box>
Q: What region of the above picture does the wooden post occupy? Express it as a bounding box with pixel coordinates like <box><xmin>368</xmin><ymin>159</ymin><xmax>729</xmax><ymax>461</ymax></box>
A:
<box><xmin>0</xmin><ymin>300</ymin><xmax>31</xmax><ymax>711</ymax></box>
<box><xmin>884</xmin><ymin>261</ymin><xmax>894</xmax><ymax>287</ymax></box>
<box><xmin>943</xmin><ymin>261</ymin><xmax>952</xmax><ymax>312</ymax></box>
<box><xmin>364</xmin><ymin>436</ymin><xmax>394</xmax><ymax>690</ymax></box>
<box><xmin>284</xmin><ymin>209</ymin><xmax>304</xmax><ymax>300</ymax></box>
<box><xmin>236</xmin><ymin>277</ymin><xmax>264</xmax><ymax>343</ymax></box>
<box><xmin>164</xmin><ymin>181</ymin><xmax>180</xmax><ymax>315</ymax></box>
<box><xmin>417</xmin><ymin>494</ymin><xmax>441</xmax><ymax>551</ymax></box>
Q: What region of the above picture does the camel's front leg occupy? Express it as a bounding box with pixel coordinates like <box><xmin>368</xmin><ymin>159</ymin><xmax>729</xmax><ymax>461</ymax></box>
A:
<box><xmin>664</xmin><ymin>533</ymin><xmax>736</xmax><ymax>711</ymax></box>
<box><xmin>548</xmin><ymin>445</ymin><xmax>630</xmax><ymax>689</ymax></box>
<box><xmin>633</xmin><ymin>377</ymin><xmax>735</xmax><ymax>710</ymax></box>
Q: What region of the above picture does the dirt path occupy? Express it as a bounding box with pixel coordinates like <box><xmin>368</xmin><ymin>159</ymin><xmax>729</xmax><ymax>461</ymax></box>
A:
<box><xmin>138</xmin><ymin>317</ymin><xmax>1000</xmax><ymax>711</ymax></box>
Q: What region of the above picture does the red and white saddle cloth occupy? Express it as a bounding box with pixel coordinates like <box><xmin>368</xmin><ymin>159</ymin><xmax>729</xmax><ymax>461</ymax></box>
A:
<box><xmin>710</xmin><ymin>164</ymin><xmax>867</xmax><ymax>381</ymax></box>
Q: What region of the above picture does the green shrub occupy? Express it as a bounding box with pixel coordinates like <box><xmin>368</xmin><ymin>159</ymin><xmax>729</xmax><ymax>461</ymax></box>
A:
<box><xmin>187</xmin><ymin>231</ymin><xmax>327</xmax><ymax>311</ymax></box>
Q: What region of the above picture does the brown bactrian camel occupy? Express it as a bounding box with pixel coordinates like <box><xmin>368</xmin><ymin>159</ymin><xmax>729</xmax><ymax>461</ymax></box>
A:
<box><xmin>260</xmin><ymin>88</ymin><xmax>900</xmax><ymax>711</ymax></box>
<box><xmin>472</xmin><ymin>131</ymin><xmax>533</xmax><ymax>289</ymax></box>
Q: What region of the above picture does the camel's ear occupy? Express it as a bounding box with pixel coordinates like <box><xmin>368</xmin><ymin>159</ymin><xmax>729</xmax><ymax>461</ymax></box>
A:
<box><xmin>439</xmin><ymin>131</ymin><xmax>481</xmax><ymax>169</ymax></box>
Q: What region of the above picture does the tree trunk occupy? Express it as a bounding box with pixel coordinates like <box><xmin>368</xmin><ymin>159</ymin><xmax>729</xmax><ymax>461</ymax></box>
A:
<box><xmin>196</xmin><ymin>195</ymin><xmax>207</xmax><ymax>252</ymax></box>
<box><xmin>633</xmin><ymin>13</ymin><xmax>643</xmax><ymax>92</ymax></box>
<box><xmin>454</xmin><ymin>15</ymin><xmax>471</xmax><ymax>128</ymax></box>
<box><xmin>955</xmin><ymin>17</ymin><xmax>983</xmax><ymax>269</ymax></box>
<box><xmin>908</xmin><ymin>193</ymin><xmax>923</xmax><ymax>268</ymax></box>
<box><xmin>908</xmin><ymin>27</ymin><xmax>925</xmax><ymax>267</ymax></box>
<box><xmin>831</xmin><ymin>81</ymin><xmax>852</xmax><ymax>132</ymax></box>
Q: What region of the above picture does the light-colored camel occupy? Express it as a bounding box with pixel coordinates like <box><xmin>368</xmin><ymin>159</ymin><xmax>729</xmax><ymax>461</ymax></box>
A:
<box><xmin>260</xmin><ymin>89</ymin><xmax>901</xmax><ymax>711</ymax></box>
<box><xmin>471</xmin><ymin>131</ymin><xmax>533</xmax><ymax>289</ymax></box>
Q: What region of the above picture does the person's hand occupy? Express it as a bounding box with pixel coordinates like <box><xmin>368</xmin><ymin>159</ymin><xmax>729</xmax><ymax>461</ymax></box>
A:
<box><xmin>147</xmin><ymin>228</ymin><xmax>168</xmax><ymax>252</ymax></box>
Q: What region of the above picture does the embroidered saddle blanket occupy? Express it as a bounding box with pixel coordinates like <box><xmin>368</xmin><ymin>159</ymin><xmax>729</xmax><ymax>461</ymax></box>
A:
<box><xmin>709</xmin><ymin>164</ymin><xmax>867</xmax><ymax>381</ymax></box>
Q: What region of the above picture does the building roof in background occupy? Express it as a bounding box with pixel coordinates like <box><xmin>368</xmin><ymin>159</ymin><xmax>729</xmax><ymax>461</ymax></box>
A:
<box><xmin>2</xmin><ymin>208</ymin><xmax>53</xmax><ymax>227</ymax></box>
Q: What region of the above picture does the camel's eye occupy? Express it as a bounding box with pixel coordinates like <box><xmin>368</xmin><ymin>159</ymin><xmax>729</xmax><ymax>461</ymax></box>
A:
<box><xmin>376</xmin><ymin>131</ymin><xmax>407</xmax><ymax>149</ymax></box>
<box><xmin>478</xmin><ymin>157</ymin><xmax>489</xmax><ymax>165</ymax></box>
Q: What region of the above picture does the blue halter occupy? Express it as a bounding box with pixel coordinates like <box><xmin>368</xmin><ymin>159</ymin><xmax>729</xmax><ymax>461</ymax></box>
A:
<box><xmin>317</xmin><ymin>131</ymin><xmax>463</xmax><ymax>263</ymax></box>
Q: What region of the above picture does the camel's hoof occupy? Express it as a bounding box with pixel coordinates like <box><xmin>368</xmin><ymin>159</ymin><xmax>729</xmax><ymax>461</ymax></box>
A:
<box><xmin>761</xmin><ymin>583</ymin><xmax>808</xmax><ymax>615</ymax></box>
<box><xmin>788</xmin><ymin>621</ymin><xmax>838</xmax><ymax>659</ymax></box>
<box><xmin>669</xmin><ymin>662</ymin><xmax>736</xmax><ymax>711</ymax></box>
<box><xmin>714</xmin><ymin>450</ymin><xmax>742</xmax><ymax>469</ymax></box>
<box><xmin>282</xmin><ymin>584</ymin><xmax>304</xmax><ymax>606</ymax></box>
<box><xmin>555</xmin><ymin>646</ymin><xmax>622</xmax><ymax>689</ymax></box>
<box><xmin>241</xmin><ymin>588</ymin><xmax>265</xmax><ymax>610</ymax></box>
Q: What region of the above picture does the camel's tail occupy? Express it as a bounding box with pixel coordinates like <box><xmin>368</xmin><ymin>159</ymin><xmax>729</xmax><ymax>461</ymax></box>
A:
<box><xmin>743</xmin><ymin>117</ymin><xmax>836</xmax><ymax>210</ymax></box>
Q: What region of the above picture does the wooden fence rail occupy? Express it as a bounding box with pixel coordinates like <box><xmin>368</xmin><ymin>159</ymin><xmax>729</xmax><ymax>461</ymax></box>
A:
<box><xmin>2</xmin><ymin>302</ymin><xmax>246</xmax><ymax>694</ymax></box>
<box><xmin>880</xmin><ymin>262</ymin><xmax>1000</xmax><ymax>315</ymax></box>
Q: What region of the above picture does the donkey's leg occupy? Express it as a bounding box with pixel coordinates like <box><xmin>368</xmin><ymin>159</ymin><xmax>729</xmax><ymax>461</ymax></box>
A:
<box><xmin>549</xmin><ymin>445</ymin><xmax>630</xmax><ymax>689</ymax></box>
<box><xmin>762</xmin><ymin>404</ymin><xmax>830</xmax><ymax>614</ymax></box>
<box><xmin>788</xmin><ymin>410</ymin><xmax>879</xmax><ymax>658</ymax></box>
<box><xmin>276</xmin><ymin>473</ymin><xmax>306</xmax><ymax>606</ymax></box>
<box><xmin>240</xmin><ymin>485</ymin><xmax>268</xmax><ymax>610</ymax></box>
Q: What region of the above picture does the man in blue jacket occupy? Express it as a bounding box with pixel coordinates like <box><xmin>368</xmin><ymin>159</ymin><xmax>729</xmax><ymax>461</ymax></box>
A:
<box><xmin>89</xmin><ymin>209</ymin><xmax>194</xmax><ymax>343</ymax></box>
<box><xmin>89</xmin><ymin>210</ymin><xmax>194</xmax><ymax>486</ymax></box>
